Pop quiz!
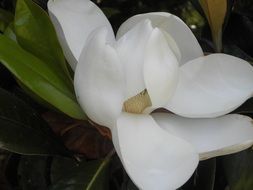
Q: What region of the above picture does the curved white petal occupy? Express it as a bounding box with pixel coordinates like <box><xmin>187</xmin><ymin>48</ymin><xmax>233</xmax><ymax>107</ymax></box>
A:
<box><xmin>166</xmin><ymin>54</ymin><xmax>253</xmax><ymax>118</ymax></box>
<box><xmin>115</xmin><ymin>20</ymin><xmax>153</xmax><ymax>99</ymax></box>
<box><xmin>116</xmin><ymin>12</ymin><xmax>203</xmax><ymax>65</ymax></box>
<box><xmin>74</xmin><ymin>28</ymin><xmax>124</xmax><ymax>129</ymax></box>
<box><xmin>113</xmin><ymin>113</ymin><xmax>198</xmax><ymax>190</ymax></box>
<box><xmin>48</xmin><ymin>0</ymin><xmax>114</xmax><ymax>70</ymax></box>
<box><xmin>153</xmin><ymin>113</ymin><xmax>253</xmax><ymax>160</ymax></box>
<box><xmin>160</xmin><ymin>29</ymin><xmax>182</xmax><ymax>62</ymax></box>
<box><xmin>144</xmin><ymin>28</ymin><xmax>179</xmax><ymax>108</ymax></box>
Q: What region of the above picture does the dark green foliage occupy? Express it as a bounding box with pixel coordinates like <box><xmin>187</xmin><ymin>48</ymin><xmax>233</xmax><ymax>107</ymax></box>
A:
<box><xmin>222</xmin><ymin>149</ymin><xmax>253</xmax><ymax>190</ymax></box>
<box><xmin>0</xmin><ymin>88</ymin><xmax>70</xmax><ymax>156</ymax></box>
<box><xmin>18</xmin><ymin>156</ymin><xmax>49</xmax><ymax>190</ymax></box>
<box><xmin>50</xmin><ymin>156</ymin><xmax>110</xmax><ymax>190</ymax></box>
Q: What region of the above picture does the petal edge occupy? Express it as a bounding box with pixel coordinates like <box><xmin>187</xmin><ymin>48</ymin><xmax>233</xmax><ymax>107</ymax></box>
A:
<box><xmin>114</xmin><ymin>113</ymin><xmax>199</xmax><ymax>190</ymax></box>
<box><xmin>153</xmin><ymin>113</ymin><xmax>253</xmax><ymax>160</ymax></box>
<box><xmin>48</xmin><ymin>0</ymin><xmax>114</xmax><ymax>70</ymax></box>
<box><xmin>74</xmin><ymin>28</ymin><xmax>124</xmax><ymax>129</ymax></box>
<box><xmin>166</xmin><ymin>54</ymin><xmax>253</xmax><ymax>118</ymax></box>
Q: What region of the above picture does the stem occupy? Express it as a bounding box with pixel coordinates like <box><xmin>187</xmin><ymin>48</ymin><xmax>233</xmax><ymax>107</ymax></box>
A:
<box><xmin>213</xmin><ymin>29</ymin><xmax>223</xmax><ymax>53</ymax></box>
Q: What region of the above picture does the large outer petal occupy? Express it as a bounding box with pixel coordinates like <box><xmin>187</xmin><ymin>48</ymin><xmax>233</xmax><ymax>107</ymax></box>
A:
<box><xmin>115</xmin><ymin>20</ymin><xmax>153</xmax><ymax>99</ymax></box>
<box><xmin>144</xmin><ymin>28</ymin><xmax>179</xmax><ymax>108</ymax></box>
<box><xmin>153</xmin><ymin>113</ymin><xmax>253</xmax><ymax>160</ymax></box>
<box><xmin>116</xmin><ymin>12</ymin><xmax>203</xmax><ymax>65</ymax></box>
<box><xmin>113</xmin><ymin>113</ymin><xmax>198</xmax><ymax>190</ymax></box>
<box><xmin>166</xmin><ymin>54</ymin><xmax>253</xmax><ymax>118</ymax></box>
<box><xmin>74</xmin><ymin>28</ymin><xmax>124</xmax><ymax>129</ymax></box>
<box><xmin>48</xmin><ymin>0</ymin><xmax>114</xmax><ymax>70</ymax></box>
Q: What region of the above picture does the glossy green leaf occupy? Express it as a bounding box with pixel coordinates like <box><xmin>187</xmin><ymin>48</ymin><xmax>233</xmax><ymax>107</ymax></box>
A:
<box><xmin>14</xmin><ymin>0</ymin><xmax>72</xmax><ymax>86</ymax></box>
<box><xmin>0</xmin><ymin>88</ymin><xmax>70</xmax><ymax>156</ymax></box>
<box><xmin>0</xmin><ymin>35</ymin><xmax>85</xmax><ymax>119</ymax></box>
<box><xmin>50</xmin><ymin>155</ymin><xmax>112</xmax><ymax>190</ymax></box>
<box><xmin>222</xmin><ymin>149</ymin><xmax>253</xmax><ymax>190</ymax></box>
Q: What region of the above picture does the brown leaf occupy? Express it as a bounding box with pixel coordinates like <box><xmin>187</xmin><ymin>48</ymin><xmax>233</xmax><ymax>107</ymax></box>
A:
<box><xmin>42</xmin><ymin>112</ymin><xmax>113</xmax><ymax>159</ymax></box>
<box><xmin>199</xmin><ymin>0</ymin><xmax>227</xmax><ymax>52</ymax></box>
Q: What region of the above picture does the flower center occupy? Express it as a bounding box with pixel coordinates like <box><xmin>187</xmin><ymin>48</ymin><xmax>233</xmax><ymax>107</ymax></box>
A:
<box><xmin>123</xmin><ymin>89</ymin><xmax>152</xmax><ymax>114</ymax></box>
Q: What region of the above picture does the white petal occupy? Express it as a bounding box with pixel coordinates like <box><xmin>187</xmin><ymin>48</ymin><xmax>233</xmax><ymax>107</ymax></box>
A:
<box><xmin>115</xmin><ymin>19</ymin><xmax>153</xmax><ymax>99</ymax></box>
<box><xmin>48</xmin><ymin>0</ymin><xmax>114</xmax><ymax>70</ymax></box>
<box><xmin>166</xmin><ymin>54</ymin><xmax>253</xmax><ymax>118</ymax></box>
<box><xmin>153</xmin><ymin>113</ymin><xmax>253</xmax><ymax>160</ymax></box>
<box><xmin>144</xmin><ymin>28</ymin><xmax>179</xmax><ymax>108</ymax></box>
<box><xmin>160</xmin><ymin>29</ymin><xmax>182</xmax><ymax>62</ymax></box>
<box><xmin>74</xmin><ymin>28</ymin><xmax>124</xmax><ymax>129</ymax></box>
<box><xmin>116</xmin><ymin>12</ymin><xmax>203</xmax><ymax>65</ymax></box>
<box><xmin>113</xmin><ymin>113</ymin><xmax>198</xmax><ymax>190</ymax></box>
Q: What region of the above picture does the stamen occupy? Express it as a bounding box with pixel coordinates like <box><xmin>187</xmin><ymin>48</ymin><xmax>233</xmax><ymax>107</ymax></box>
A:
<box><xmin>123</xmin><ymin>89</ymin><xmax>152</xmax><ymax>114</ymax></box>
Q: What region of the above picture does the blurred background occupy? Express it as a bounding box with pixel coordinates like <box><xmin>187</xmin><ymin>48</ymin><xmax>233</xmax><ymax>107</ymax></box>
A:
<box><xmin>1</xmin><ymin>0</ymin><xmax>253</xmax><ymax>56</ymax></box>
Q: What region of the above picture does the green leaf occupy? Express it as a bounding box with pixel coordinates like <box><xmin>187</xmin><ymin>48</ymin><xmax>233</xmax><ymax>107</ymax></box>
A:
<box><xmin>0</xmin><ymin>20</ymin><xmax>6</xmax><ymax>33</ymax></box>
<box><xmin>0</xmin><ymin>8</ymin><xmax>14</xmax><ymax>24</ymax></box>
<box><xmin>0</xmin><ymin>88</ymin><xmax>70</xmax><ymax>156</ymax></box>
<box><xmin>0</xmin><ymin>8</ymin><xmax>13</xmax><ymax>32</ymax></box>
<box><xmin>4</xmin><ymin>23</ymin><xmax>17</xmax><ymax>41</ymax></box>
<box><xmin>0</xmin><ymin>35</ymin><xmax>85</xmax><ymax>120</ymax></box>
<box><xmin>222</xmin><ymin>149</ymin><xmax>253</xmax><ymax>190</ymax></box>
<box><xmin>18</xmin><ymin>156</ymin><xmax>49</xmax><ymax>190</ymax></box>
<box><xmin>50</xmin><ymin>154</ymin><xmax>112</xmax><ymax>190</ymax></box>
<box><xmin>14</xmin><ymin>0</ymin><xmax>72</xmax><ymax>85</ymax></box>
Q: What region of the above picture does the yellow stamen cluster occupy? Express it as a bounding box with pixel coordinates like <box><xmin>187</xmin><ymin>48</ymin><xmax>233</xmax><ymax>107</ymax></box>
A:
<box><xmin>123</xmin><ymin>89</ymin><xmax>152</xmax><ymax>114</ymax></box>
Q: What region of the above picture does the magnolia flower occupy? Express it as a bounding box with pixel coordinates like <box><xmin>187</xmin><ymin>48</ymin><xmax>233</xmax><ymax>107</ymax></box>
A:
<box><xmin>48</xmin><ymin>0</ymin><xmax>253</xmax><ymax>189</ymax></box>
